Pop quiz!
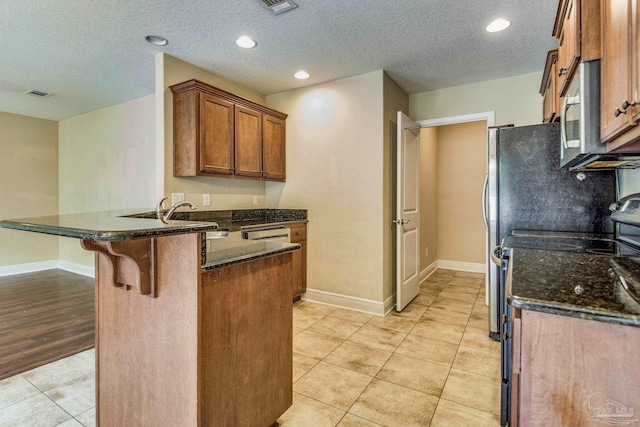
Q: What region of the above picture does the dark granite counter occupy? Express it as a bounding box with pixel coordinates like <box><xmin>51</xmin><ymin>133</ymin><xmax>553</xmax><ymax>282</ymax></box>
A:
<box><xmin>203</xmin><ymin>232</ymin><xmax>300</xmax><ymax>271</ymax></box>
<box><xmin>130</xmin><ymin>208</ymin><xmax>307</xmax><ymax>232</ymax></box>
<box><xmin>0</xmin><ymin>209</ymin><xmax>220</xmax><ymax>241</ymax></box>
<box><xmin>507</xmin><ymin>247</ymin><xmax>640</xmax><ymax>327</ymax></box>
<box><xmin>0</xmin><ymin>208</ymin><xmax>306</xmax><ymax>270</ymax></box>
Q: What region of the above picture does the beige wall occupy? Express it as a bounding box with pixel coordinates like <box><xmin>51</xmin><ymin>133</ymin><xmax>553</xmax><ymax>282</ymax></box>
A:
<box><xmin>436</xmin><ymin>121</ymin><xmax>487</xmax><ymax>264</ymax></box>
<box><xmin>409</xmin><ymin>72</ymin><xmax>543</xmax><ymax>127</ymax></box>
<box><xmin>58</xmin><ymin>95</ymin><xmax>157</xmax><ymax>267</ymax></box>
<box><xmin>265</xmin><ymin>71</ymin><xmax>386</xmax><ymax>302</ymax></box>
<box><xmin>382</xmin><ymin>73</ymin><xmax>409</xmax><ymax>300</ymax></box>
<box><xmin>159</xmin><ymin>54</ymin><xmax>269</xmax><ymax>209</ymax></box>
<box><xmin>419</xmin><ymin>127</ymin><xmax>439</xmax><ymax>271</ymax></box>
<box><xmin>0</xmin><ymin>112</ymin><xmax>59</xmax><ymax>267</ymax></box>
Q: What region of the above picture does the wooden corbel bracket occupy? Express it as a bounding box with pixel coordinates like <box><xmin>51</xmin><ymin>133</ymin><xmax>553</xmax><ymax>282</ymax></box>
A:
<box><xmin>81</xmin><ymin>238</ymin><xmax>157</xmax><ymax>298</ymax></box>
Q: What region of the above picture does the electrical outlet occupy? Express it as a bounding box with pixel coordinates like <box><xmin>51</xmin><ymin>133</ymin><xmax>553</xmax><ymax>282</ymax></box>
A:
<box><xmin>171</xmin><ymin>193</ymin><xmax>184</xmax><ymax>204</ymax></box>
<box><xmin>203</xmin><ymin>194</ymin><xmax>211</xmax><ymax>207</ymax></box>
<box><xmin>253</xmin><ymin>196</ymin><xmax>259</xmax><ymax>206</ymax></box>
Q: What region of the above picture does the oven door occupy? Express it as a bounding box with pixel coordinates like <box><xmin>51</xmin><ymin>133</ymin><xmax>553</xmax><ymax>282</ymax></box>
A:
<box><xmin>499</xmin><ymin>250</ymin><xmax>512</xmax><ymax>427</ymax></box>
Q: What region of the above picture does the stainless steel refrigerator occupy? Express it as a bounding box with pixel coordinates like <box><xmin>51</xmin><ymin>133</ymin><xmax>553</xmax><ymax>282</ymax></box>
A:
<box><xmin>485</xmin><ymin>122</ymin><xmax>616</xmax><ymax>338</ymax></box>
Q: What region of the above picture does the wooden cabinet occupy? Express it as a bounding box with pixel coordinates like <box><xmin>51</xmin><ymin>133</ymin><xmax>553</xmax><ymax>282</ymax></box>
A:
<box><xmin>170</xmin><ymin>80</ymin><xmax>287</xmax><ymax>182</ymax></box>
<box><xmin>199</xmin><ymin>94</ymin><xmax>234</xmax><ymax>175</ymax></box>
<box><xmin>509</xmin><ymin>309</ymin><xmax>640</xmax><ymax>426</ymax></box>
<box><xmin>540</xmin><ymin>50</ymin><xmax>561</xmax><ymax>122</ymax></box>
<box><xmin>235</xmin><ymin>106</ymin><xmax>262</xmax><ymax>177</ymax></box>
<box><xmin>287</xmin><ymin>223</ymin><xmax>307</xmax><ymax>300</ymax></box>
<box><xmin>553</xmin><ymin>0</ymin><xmax>600</xmax><ymax>96</ymax></box>
<box><xmin>600</xmin><ymin>0</ymin><xmax>640</xmax><ymax>148</ymax></box>
<box><xmin>263</xmin><ymin>115</ymin><xmax>286</xmax><ymax>180</ymax></box>
<box><xmin>90</xmin><ymin>233</ymin><xmax>294</xmax><ymax>426</ymax></box>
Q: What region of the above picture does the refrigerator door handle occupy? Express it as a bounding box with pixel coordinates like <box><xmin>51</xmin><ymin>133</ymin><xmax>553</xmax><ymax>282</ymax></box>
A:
<box><xmin>482</xmin><ymin>173</ymin><xmax>489</xmax><ymax>231</ymax></box>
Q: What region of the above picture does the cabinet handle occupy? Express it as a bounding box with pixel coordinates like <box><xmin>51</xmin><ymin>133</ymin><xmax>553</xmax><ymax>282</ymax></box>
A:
<box><xmin>615</xmin><ymin>108</ymin><xmax>626</xmax><ymax>117</ymax></box>
<box><xmin>558</xmin><ymin>67</ymin><xmax>568</xmax><ymax>77</ymax></box>
<box><xmin>615</xmin><ymin>100</ymin><xmax>638</xmax><ymax>117</ymax></box>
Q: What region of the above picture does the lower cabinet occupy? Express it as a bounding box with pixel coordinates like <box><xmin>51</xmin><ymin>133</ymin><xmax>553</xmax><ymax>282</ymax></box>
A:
<box><xmin>510</xmin><ymin>309</ymin><xmax>640</xmax><ymax>426</ymax></box>
<box><xmin>287</xmin><ymin>223</ymin><xmax>307</xmax><ymax>300</ymax></box>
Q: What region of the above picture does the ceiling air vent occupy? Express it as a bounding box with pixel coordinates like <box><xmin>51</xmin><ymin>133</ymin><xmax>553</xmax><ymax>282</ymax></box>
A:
<box><xmin>24</xmin><ymin>89</ymin><xmax>53</xmax><ymax>98</ymax></box>
<box><xmin>259</xmin><ymin>0</ymin><xmax>298</xmax><ymax>15</ymax></box>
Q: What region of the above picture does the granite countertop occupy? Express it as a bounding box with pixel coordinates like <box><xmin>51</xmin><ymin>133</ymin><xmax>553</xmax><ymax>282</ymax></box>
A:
<box><xmin>202</xmin><ymin>232</ymin><xmax>300</xmax><ymax>271</ymax></box>
<box><xmin>507</xmin><ymin>247</ymin><xmax>640</xmax><ymax>327</ymax></box>
<box><xmin>0</xmin><ymin>208</ymin><xmax>307</xmax><ymax>270</ymax></box>
<box><xmin>134</xmin><ymin>208</ymin><xmax>308</xmax><ymax>232</ymax></box>
<box><xmin>0</xmin><ymin>209</ymin><xmax>220</xmax><ymax>241</ymax></box>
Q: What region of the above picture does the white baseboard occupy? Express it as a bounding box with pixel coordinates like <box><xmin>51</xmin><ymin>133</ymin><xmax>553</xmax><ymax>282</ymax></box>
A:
<box><xmin>0</xmin><ymin>260</ymin><xmax>95</xmax><ymax>278</ymax></box>
<box><xmin>57</xmin><ymin>261</ymin><xmax>95</xmax><ymax>278</ymax></box>
<box><xmin>383</xmin><ymin>294</ymin><xmax>396</xmax><ymax>316</ymax></box>
<box><xmin>0</xmin><ymin>261</ymin><xmax>59</xmax><ymax>277</ymax></box>
<box><xmin>302</xmin><ymin>288</ymin><xmax>388</xmax><ymax>317</ymax></box>
<box><xmin>419</xmin><ymin>260</ymin><xmax>439</xmax><ymax>283</ymax></box>
<box><xmin>437</xmin><ymin>260</ymin><xmax>485</xmax><ymax>273</ymax></box>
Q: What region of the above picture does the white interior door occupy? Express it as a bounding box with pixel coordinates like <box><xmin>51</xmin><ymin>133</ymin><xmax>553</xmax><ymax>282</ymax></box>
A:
<box><xmin>396</xmin><ymin>112</ymin><xmax>420</xmax><ymax>311</ymax></box>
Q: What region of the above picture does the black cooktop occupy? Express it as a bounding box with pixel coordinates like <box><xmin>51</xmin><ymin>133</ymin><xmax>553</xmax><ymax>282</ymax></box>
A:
<box><xmin>503</xmin><ymin>235</ymin><xmax>640</xmax><ymax>256</ymax></box>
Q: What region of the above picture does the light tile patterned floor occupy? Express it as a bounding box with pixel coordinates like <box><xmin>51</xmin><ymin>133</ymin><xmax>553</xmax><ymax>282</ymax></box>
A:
<box><xmin>0</xmin><ymin>269</ymin><xmax>500</xmax><ymax>427</ymax></box>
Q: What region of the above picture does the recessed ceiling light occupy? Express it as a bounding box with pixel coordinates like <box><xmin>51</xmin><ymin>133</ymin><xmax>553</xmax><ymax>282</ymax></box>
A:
<box><xmin>236</xmin><ymin>36</ymin><xmax>257</xmax><ymax>49</ymax></box>
<box><xmin>294</xmin><ymin>71</ymin><xmax>310</xmax><ymax>80</ymax></box>
<box><xmin>486</xmin><ymin>18</ymin><xmax>511</xmax><ymax>33</ymax></box>
<box><xmin>145</xmin><ymin>35</ymin><xmax>169</xmax><ymax>46</ymax></box>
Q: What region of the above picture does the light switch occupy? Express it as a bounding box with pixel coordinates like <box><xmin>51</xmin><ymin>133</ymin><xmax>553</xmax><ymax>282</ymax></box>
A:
<box><xmin>203</xmin><ymin>194</ymin><xmax>211</xmax><ymax>206</ymax></box>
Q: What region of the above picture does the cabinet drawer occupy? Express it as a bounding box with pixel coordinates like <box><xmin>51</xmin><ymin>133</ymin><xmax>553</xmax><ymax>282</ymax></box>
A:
<box><xmin>288</xmin><ymin>225</ymin><xmax>306</xmax><ymax>242</ymax></box>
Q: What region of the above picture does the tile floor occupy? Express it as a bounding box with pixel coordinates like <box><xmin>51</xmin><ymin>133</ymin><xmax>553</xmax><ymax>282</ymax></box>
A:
<box><xmin>0</xmin><ymin>268</ymin><xmax>500</xmax><ymax>427</ymax></box>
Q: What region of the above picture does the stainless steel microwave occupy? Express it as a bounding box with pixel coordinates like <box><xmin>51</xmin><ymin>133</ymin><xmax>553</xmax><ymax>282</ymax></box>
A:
<box><xmin>560</xmin><ymin>60</ymin><xmax>603</xmax><ymax>168</ymax></box>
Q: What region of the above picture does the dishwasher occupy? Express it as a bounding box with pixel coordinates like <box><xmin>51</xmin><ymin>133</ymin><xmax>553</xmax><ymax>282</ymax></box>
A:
<box><xmin>242</xmin><ymin>225</ymin><xmax>291</xmax><ymax>243</ymax></box>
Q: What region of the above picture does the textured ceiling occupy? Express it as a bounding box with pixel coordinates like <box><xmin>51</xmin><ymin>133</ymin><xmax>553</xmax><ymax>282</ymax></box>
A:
<box><xmin>1</xmin><ymin>0</ymin><xmax>558</xmax><ymax>121</ymax></box>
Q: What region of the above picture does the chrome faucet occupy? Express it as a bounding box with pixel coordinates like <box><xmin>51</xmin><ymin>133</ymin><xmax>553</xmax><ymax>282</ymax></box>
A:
<box><xmin>156</xmin><ymin>197</ymin><xmax>198</xmax><ymax>224</ymax></box>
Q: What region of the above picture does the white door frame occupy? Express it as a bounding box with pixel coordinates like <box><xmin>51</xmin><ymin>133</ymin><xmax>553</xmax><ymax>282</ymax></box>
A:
<box><xmin>415</xmin><ymin>111</ymin><xmax>495</xmax><ymax>304</ymax></box>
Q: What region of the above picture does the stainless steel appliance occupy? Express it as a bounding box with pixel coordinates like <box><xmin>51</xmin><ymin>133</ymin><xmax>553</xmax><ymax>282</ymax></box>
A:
<box><xmin>560</xmin><ymin>60</ymin><xmax>602</xmax><ymax>168</ymax></box>
<box><xmin>242</xmin><ymin>225</ymin><xmax>291</xmax><ymax>243</ymax></box>
<box><xmin>560</xmin><ymin>60</ymin><xmax>640</xmax><ymax>171</ymax></box>
<box><xmin>494</xmin><ymin>192</ymin><xmax>640</xmax><ymax>426</ymax></box>
<box><xmin>487</xmin><ymin>123</ymin><xmax>617</xmax><ymax>426</ymax></box>
<box><xmin>485</xmin><ymin>123</ymin><xmax>616</xmax><ymax>341</ymax></box>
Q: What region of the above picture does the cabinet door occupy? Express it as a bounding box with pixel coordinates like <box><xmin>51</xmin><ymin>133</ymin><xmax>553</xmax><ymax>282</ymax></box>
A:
<box><xmin>601</xmin><ymin>0</ymin><xmax>635</xmax><ymax>143</ymax></box>
<box><xmin>543</xmin><ymin>78</ymin><xmax>555</xmax><ymax>123</ymax></box>
<box><xmin>632</xmin><ymin>0</ymin><xmax>640</xmax><ymax>123</ymax></box>
<box><xmin>199</xmin><ymin>94</ymin><xmax>234</xmax><ymax>175</ymax></box>
<box><xmin>262</xmin><ymin>115</ymin><xmax>286</xmax><ymax>181</ymax></box>
<box><xmin>235</xmin><ymin>106</ymin><xmax>262</xmax><ymax>178</ymax></box>
<box><xmin>289</xmin><ymin>225</ymin><xmax>307</xmax><ymax>299</ymax></box>
<box><xmin>558</xmin><ymin>0</ymin><xmax>581</xmax><ymax>96</ymax></box>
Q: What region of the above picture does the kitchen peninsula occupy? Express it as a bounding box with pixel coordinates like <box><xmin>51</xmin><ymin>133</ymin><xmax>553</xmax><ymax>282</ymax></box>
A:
<box><xmin>0</xmin><ymin>209</ymin><xmax>301</xmax><ymax>427</ymax></box>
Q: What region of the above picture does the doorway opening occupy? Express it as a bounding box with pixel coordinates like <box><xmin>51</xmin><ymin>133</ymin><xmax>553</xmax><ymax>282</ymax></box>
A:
<box><xmin>394</xmin><ymin>111</ymin><xmax>494</xmax><ymax>311</ymax></box>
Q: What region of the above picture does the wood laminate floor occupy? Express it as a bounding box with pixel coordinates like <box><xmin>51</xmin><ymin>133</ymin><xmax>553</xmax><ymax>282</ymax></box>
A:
<box><xmin>0</xmin><ymin>269</ymin><xmax>95</xmax><ymax>381</ymax></box>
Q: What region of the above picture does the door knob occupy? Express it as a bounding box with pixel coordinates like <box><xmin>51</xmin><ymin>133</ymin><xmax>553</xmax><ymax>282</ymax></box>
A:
<box><xmin>558</xmin><ymin>67</ymin><xmax>568</xmax><ymax>77</ymax></box>
<box><xmin>393</xmin><ymin>219</ymin><xmax>410</xmax><ymax>225</ymax></box>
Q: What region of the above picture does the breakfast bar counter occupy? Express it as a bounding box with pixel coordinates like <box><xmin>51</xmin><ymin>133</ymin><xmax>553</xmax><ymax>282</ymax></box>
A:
<box><xmin>0</xmin><ymin>210</ymin><xmax>298</xmax><ymax>427</ymax></box>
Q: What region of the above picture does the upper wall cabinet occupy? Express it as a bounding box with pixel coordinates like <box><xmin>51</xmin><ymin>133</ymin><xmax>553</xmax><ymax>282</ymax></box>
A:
<box><xmin>540</xmin><ymin>49</ymin><xmax>561</xmax><ymax>123</ymax></box>
<box><xmin>553</xmin><ymin>0</ymin><xmax>601</xmax><ymax>96</ymax></box>
<box><xmin>600</xmin><ymin>0</ymin><xmax>640</xmax><ymax>148</ymax></box>
<box><xmin>170</xmin><ymin>80</ymin><xmax>288</xmax><ymax>182</ymax></box>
